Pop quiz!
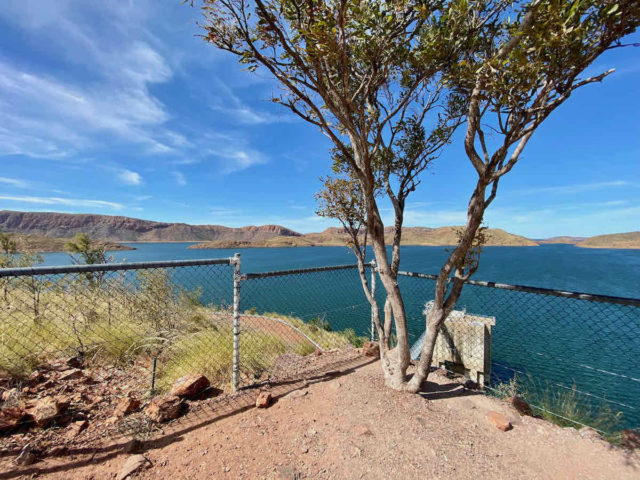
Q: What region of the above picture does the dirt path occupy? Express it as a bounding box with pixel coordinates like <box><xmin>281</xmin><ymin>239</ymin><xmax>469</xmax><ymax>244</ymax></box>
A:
<box><xmin>2</xmin><ymin>358</ymin><xmax>638</xmax><ymax>480</ymax></box>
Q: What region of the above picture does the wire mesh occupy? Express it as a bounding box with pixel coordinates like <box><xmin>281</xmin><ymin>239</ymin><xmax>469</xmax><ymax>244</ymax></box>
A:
<box><xmin>396</xmin><ymin>271</ymin><xmax>640</xmax><ymax>434</ymax></box>
<box><xmin>1</xmin><ymin>256</ymin><xmax>638</xmax><ymax>453</ymax></box>
<box><xmin>238</xmin><ymin>264</ymin><xmax>372</xmax><ymax>388</ymax></box>
<box><xmin>0</xmin><ymin>260</ymin><xmax>234</xmax><ymax>443</ymax></box>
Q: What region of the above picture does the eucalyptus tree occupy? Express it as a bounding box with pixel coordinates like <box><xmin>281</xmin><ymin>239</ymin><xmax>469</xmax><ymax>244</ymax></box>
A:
<box><xmin>405</xmin><ymin>0</ymin><xmax>640</xmax><ymax>392</ymax></box>
<box><xmin>196</xmin><ymin>0</ymin><xmax>464</xmax><ymax>388</ymax></box>
<box><xmin>194</xmin><ymin>0</ymin><xmax>640</xmax><ymax>391</ymax></box>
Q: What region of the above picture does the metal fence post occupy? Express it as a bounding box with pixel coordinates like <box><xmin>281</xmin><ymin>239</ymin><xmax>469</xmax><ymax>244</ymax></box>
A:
<box><xmin>370</xmin><ymin>259</ymin><xmax>376</xmax><ymax>341</ymax></box>
<box><xmin>232</xmin><ymin>253</ymin><xmax>241</xmax><ymax>392</ymax></box>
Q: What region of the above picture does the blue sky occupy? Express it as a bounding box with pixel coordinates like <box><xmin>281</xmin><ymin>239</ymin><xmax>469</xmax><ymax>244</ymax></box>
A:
<box><xmin>0</xmin><ymin>0</ymin><xmax>638</xmax><ymax>238</ymax></box>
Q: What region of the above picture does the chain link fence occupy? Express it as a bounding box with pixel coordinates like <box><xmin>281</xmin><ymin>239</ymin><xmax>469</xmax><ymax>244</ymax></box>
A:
<box><xmin>0</xmin><ymin>255</ymin><xmax>638</xmax><ymax>451</ymax></box>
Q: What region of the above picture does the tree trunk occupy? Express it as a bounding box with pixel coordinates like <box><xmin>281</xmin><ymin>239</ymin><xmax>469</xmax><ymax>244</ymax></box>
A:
<box><xmin>405</xmin><ymin>180</ymin><xmax>488</xmax><ymax>392</ymax></box>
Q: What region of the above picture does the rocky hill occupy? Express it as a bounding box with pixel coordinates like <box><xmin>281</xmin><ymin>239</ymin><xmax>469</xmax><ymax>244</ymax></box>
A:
<box><xmin>0</xmin><ymin>210</ymin><xmax>301</xmax><ymax>242</ymax></box>
<box><xmin>1</xmin><ymin>233</ymin><xmax>133</xmax><ymax>253</ymax></box>
<box><xmin>189</xmin><ymin>226</ymin><xmax>539</xmax><ymax>249</ymax></box>
<box><xmin>0</xmin><ymin>210</ymin><xmax>542</xmax><ymax>249</ymax></box>
<box><xmin>576</xmin><ymin>232</ymin><xmax>640</xmax><ymax>250</ymax></box>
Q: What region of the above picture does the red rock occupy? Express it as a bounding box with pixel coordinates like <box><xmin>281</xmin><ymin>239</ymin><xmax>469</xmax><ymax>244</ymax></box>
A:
<box><xmin>170</xmin><ymin>374</ymin><xmax>210</xmax><ymax>397</ymax></box>
<box><xmin>0</xmin><ymin>406</ymin><xmax>23</xmax><ymax>432</ymax></box>
<box><xmin>255</xmin><ymin>392</ymin><xmax>272</xmax><ymax>408</ymax></box>
<box><xmin>66</xmin><ymin>420</ymin><xmax>88</xmax><ymax>439</ymax></box>
<box><xmin>30</xmin><ymin>396</ymin><xmax>69</xmax><ymax>428</ymax></box>
<box><xmin>508</xmin><ymin>395</ymin><xmax>532</xmax><ymax>416</ymax></box>
<box><xmin>115</xmin><ymin>394</ymin><xmax>141</xmax><ymax>417</ymax></box>
<box><xmin>361</xmin><ymin>342</ymin><xmax>380</xmax><ymax>357</ymax></box>
<box><xmin>60</xmin><ymin>368</ymin><xmax>83</xmax><ymax>381</ymax></box>
<box><xmin>144</xmin><ymin>396</ymin><xmax>182</xmax><ymax>423</ymax></box>
<box><xmin>486</xmin><ymin>411</ymin><xmax>512</xmax><ymax>431</ymax></box>
<box><xmin>622</xmin><ymin>429</ymin><xmax>640</xmax><ymax>449</ymax></box>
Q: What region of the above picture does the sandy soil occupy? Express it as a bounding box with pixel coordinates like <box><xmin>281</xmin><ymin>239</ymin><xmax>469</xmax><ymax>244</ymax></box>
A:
<box><xmin>1</xmin><ymin>356</ymin><xmax>638</xmax><ymax>480</ymax></box>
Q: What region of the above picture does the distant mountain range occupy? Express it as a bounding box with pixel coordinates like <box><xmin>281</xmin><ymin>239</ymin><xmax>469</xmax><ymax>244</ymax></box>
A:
<box><xmin>0</xmin><ymin>210</ymin><xmax>638</xmax><ymax>250</ymax></box>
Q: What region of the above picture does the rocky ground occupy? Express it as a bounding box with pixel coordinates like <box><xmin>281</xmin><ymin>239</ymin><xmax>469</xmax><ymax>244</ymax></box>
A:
<box><xmin>1</xmin><ymin>346</ymin><xmax>638</xmax><ymax>480</ymax></box>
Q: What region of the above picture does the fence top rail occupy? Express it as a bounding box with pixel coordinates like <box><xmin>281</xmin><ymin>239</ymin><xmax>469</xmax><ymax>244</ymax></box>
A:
<box><xmin>397</xmin><ymin>270</ymin><xmax>640</xmax><ymax>307</ymax></box>
<box><xmin>242</xmin><ymin>263</ymin><xmax>366</xmax><ymax>280</ymax></box>
<box><xmin>0</xmin><ymin>258</ymin><xmax>233</xmax><ymax>278</ymax></box>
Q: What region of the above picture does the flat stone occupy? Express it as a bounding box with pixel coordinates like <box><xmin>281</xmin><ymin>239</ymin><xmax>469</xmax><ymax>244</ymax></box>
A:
<box><xmin>144</xmin><ymin>396</ymin><xmax>182</xmax><ymax>423</ymax></box>
<box><xmin>255</xmin><ymin>392</ymin><xmax>272</xmax><ymax>408</ymax></box>
<box><xmin>170</xmin><ymin>374</ymin><xmax>210</xmax><ymax>397</ymax></box>
<box><xmin>117</xmin><ymin>454</ymin><xmax>150</xmax><ymax>480</ymax></box>
<box><xmin>487</xmin><ymin>411</ymin><xmax>512</xmax><ymax>431</ymax></box>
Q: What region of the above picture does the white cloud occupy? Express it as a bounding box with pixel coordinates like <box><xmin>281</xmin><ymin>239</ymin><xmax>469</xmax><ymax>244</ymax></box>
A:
<box><xmin>212</xmin><ymin>149</ymin><xmax>268</xmax><ymax>174</ymax></box>
<box><xmin>172</xmin><ymin>171</ymin><xmax>187</xmax><ymax>186</ymax></box>
<box><xmin>117</xmin><ymin>169</ymin><xmax>142</xmax><ymax>186</ymax></box>
<box><xmin>0</xmin><ymin>194</ymin><xmax>123</xmax><ymax>210</ymax></box>
<box><xmin>513</xmin><ymin>180</ymin><xmax>633</xmax><ymax>196</ymax></box>
<box><xmin>0</xmin><ymin>177</ymin><xmax>30</xmax><ymax>188</ymax></box>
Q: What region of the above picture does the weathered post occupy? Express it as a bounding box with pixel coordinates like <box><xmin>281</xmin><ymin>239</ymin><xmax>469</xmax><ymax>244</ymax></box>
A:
<box><xmin>232</xmin><ymin>253</ymin><xmax>241</xmax><ymax>392</ymax></box>
<box><xmin>370</xmin><ymin>259</ymin><xmax>376</xmax><ymax>341</ymax></box>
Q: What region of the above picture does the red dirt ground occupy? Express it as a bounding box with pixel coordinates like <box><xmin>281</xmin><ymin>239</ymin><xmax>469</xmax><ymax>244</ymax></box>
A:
<box><xmin>1</xmin><ymin>355</ymin><xmax>638</xmax><ymax>480</ymax></box>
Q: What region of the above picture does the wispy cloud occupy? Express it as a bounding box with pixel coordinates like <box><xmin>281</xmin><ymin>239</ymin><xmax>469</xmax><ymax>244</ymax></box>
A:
<box><xmin>0</xmin><ymin>177</ymin><xmax>30</xmax><ymax>188</ymax></box>
<box><xmin>513</xmin><ymin>180</ymin><xmax>633</xmax><ymax>196</ymax></box>
<box><xmin>212</xmin><ymin>148</ymin><xmax>268</xmax><ymax>174</ymax></box>
<box><xmin>117</xmin><ymin>169</ymin><xmax>143</xmax><ymax>186</ymax></box>
<box><xmin>172</xmin><ymin>171</ymin><xmax>187</xmax><ymax>186</ymax></box>
<box><xmin>0</xmin><ymin>194</ymin><xmax>123</xmax><ymax>210</ymax></box>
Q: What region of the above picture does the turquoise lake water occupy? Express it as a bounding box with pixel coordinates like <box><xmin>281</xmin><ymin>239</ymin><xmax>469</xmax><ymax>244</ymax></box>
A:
<box><xmin>39</xmin><ymin>243</ymin><xmax>640</xmax><ymax>430</ymax></box>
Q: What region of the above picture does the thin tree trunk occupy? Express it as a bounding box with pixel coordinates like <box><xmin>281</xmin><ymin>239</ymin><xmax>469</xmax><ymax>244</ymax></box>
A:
<box><xmin>405</xmin><ymin>180</ymin><xmax>488</xmax><ymax>392</ymax></box>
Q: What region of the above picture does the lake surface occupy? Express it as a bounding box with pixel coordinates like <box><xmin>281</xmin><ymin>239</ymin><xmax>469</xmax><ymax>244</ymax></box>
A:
<box><xmin>42</xmin><ymin>243</ymin><xmax>640</xmax><ymax>298</ymax></box>
<box><xmin>39</xmin><ymin>243</ymin><xmax>640</xmax><ymax>430</ymax></box>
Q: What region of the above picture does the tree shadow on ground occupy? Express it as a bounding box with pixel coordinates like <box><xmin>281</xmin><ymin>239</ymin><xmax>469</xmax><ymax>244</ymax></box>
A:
<box><xmin>0</xmin><ymin>356</ymin><xmax>376</xmax><ymax>480</ymax></box>
<box><xmin>417</xmin><ymin>380</ymin><xmax>482</xmax><ymax>402</ymax></box>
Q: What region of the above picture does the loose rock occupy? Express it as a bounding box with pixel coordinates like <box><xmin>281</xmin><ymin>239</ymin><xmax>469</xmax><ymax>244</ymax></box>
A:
<box><xmin>30</xmin><ymin>396</ymin><xmax>69</xmax><ymax>428</ymax></box>
<box><xmin>361</xmin><ymin>342</ymin><xmax>380</xmax><ymax>357</ymax></box>
<box><xmin>486</xmin><ymin>411</ymin><xmax>512</xmax><ymax>431</ymax></box>
<box><xmin>170</xmin><ymin>374</ymin><xmax>210</xmax><ymax>397</ymax></box>
<box><xmin>144</xmin><ymin>395</ymin><xmax>183</xmax><ymax>423</ymax></box>
<box><xmin>115</xmin><ymin>394</ymin><xmax>141</xmax><ymax>417</ymax></box>
<box><xmin>0</xmin><ymin>406</ymin><xmax>23</xmax><ymax>432</ymax></box>
<box><xmin>66</xmin><ymin>419</ymin><xmax>88</xmax><ymax>439</ymax></box>
<box><xmin>60</xmin><ymin>368</ymin><xmax>83</xmax><ymax>381</ymax></box>
<box><xmin>256</xmin><ymin>392</ymin><xmax>272</xmax><ymax>408</ymax></box>
<box><xmin>118</xmin><ymin>454</ymin><xmax>150</xmax><ymax>480</ymax></box>
<box><xmin>14</xmin><ymin>444</ymin><xmax>36</xmax><ymax>466</ymax></box>
<box><xmin>508</xmin><ymin>395</ymin><xmax>532</xmax><ymax>416</ymax></box>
